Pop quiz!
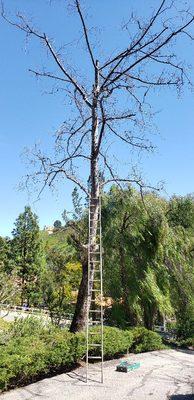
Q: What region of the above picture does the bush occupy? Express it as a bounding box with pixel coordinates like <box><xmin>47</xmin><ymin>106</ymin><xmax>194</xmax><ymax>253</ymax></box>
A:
<box><xmin>178</xmin><ymin>337</ymin><xmax>194</xmax><ymax>348</ymax></box>
<box><xmin>166</xmin><ymin>321</ymin><xmax>177</xmax><ymax>333</ymax></box>
<box><xmin>0</xmin><ymin>318</ymin><xmax>76</xmax><ymax>391</ymax></box>
<box><xmin>0</xmin><ymin>336</ymin><xmax>49</xmax><ymax>391</ymax></box>
<box><xmin>8</xmin><ymin>317</ymin><xmax>47</xmax><ymax>338</ymax></box>
<box><xmin>80</xmin><ymin>327</ymin><xmax>133</xmax><ymax>358</ymax></box>
<box><xmin>131</xmin><ymin>327</ymin><xmax>165</xmax><ymax>353</ymax></box>
<box><xmin>72</xmin><ymin>327</ymin><xmax>133</xmax><ymax>361</ymax></box>
<box><xmin>0</xmin><ymin>318</ymin><xmax>10</xmax><ymax>332</ymax></box>
<box><xmin>176</xmin><ymin>317</ymin><xmax>194</xmax><ymax>340</ymax></box>
<box><xmin>0</xmin><ymin>318</ymin><xmax>165</xmax><ymax>393</ymax></box>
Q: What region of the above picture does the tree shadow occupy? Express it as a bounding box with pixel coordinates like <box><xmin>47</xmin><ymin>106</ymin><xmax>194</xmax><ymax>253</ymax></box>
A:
<box><xmin>175</xmin><ymin>348</ymin><xmax>194</xmax><ymax>356</ymax></box>
<box><xmin>170</xmin><ymin>395</ymin><xmax>194</xmax><ymax>399</ymax></box>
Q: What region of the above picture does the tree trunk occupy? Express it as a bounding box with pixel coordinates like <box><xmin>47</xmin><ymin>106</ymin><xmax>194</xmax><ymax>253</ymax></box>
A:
<box><xmin>70</xmin><ymin>60</ymin><xmax>100</xmax><ymax>333</ymax></box>
<box><xmin>143</xmin><ymin>302</ymin><xmax>157</xmax><ymax>330</ymax></box>
<box><xmin>70</xmin><ymin>261</ymin><xmax>88</xmax><ymax>332</ymax></box>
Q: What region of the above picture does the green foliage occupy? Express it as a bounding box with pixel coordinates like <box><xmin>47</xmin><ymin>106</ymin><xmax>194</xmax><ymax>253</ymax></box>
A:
<box><xmin>131</xmin><ymin>327</ymin><xmax>164</xmax><ymax>353</ymax></box>
<box><xmin>86</xmin><ymin>326</ymin><xmax>133</xmax><ymax>358</ymax></box>
<box><xmin>178</xmin><ymin>337</ymin><xmax>194</xmax><ymax>348</ymax></box>
<box><xmin>176</xmin><ymin>302</ymin><xmax>194</xmax><ymax>340</ymax></box>
<box><xmin>0</xmin><ymin>318</ymin><xmax>165</xmax><ymax>392</ymax></box>
<box><xmin>41</xmin><ymin>240</ymin><xmax>81</xmax><ymax>324</ymax></box>
<box><xmin>0</xmin><ymin>318</ymin><xmax>10</xmax><ymax>332</ymax></box>
<box><xmin>0</xmin><ymin>318</ymin><xmax>76</xmax><ymax>391</ymax></box>
<box><xmin>0</xmin><ymin>271</ymin><xmax>18</xmax><ymax>305</ymax></box>
<box><xmin>53</xmin><ymin>220</ymin><xmax>62</xmax><ymax>229</ymax></box>
<box><xmin>166</xmin><ymin>321</ymin><xmax>177</xmax><ymax>332</ymax></box>
<box><xmin>103</xmin><ymin>188</ymin><xmax>173</xmax><ymax>329</ymax></box>
<box><xmin>102</xmin><ymin>187</ymin><xmax>194</xmax><ymax>334</ymax></box>
<box><xmin>168</xmin><ymin>195</ymin><xmax>194</xmax><ymax>229</ymax></box>
<box><xmin>0</xmin><ymin>237</ymin><xmax>14</xmax><ymax>274</ymax></box>
<box><xmin>11</xmin><ymin>206</ymin><xmax>44</xmax><ymax>306</ymax></box>
<box><xmin>105</xmin><ymin>303</ymin><xmax>129</xmax><ymax>329</ymax></box>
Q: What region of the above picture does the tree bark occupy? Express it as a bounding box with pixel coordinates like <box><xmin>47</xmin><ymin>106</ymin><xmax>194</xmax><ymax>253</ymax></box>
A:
<box><xmin>70</xmin><ymin>60</ymin><xmax>100</xmax><ymax>332</ymax></box>
<box><xmin>143</xmin><ymin>302</ymin><xmax>157</xmax><ymax>330</ymax></box>
<box><xmin>70</xmin><ymin>260</ymin><xmax>88</xmax><ymax>332</ymax></box>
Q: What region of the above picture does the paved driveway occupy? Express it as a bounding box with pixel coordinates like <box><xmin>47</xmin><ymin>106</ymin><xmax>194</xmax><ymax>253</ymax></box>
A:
<box><xmin>1</xmin><ymin>349</ymin><xmax>194</xmax><ymax>400</ymax></box>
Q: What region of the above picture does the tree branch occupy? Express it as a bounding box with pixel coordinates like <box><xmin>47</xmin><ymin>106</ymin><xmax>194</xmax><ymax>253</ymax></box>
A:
<box><xmin>1</xmin><ymin>7</ymin><xmax>92</xmax><ymax>108</ymax></box>
<box><xmin>75</xmin><ymin>0</ymin><xmax>96</xmax><ymax>68</ymax></box>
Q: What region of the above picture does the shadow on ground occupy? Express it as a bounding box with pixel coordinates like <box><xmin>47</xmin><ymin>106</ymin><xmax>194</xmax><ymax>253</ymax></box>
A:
<box><xmin>170</xmin><ymin>395</ymin><xmax>194</xmax><ymax>399</ymax></box>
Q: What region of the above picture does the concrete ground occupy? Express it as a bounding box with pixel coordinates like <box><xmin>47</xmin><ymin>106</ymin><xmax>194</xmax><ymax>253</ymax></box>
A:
<box><xmin>1</xmin><ymin>349</ymin><xmax>193</xmax><ymax>400</ymax></box>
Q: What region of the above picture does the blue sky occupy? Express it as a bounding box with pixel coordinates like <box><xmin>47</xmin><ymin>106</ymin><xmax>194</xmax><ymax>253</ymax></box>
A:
<box><xmin>0</xmin><ymin>0</ymin><xmax>194</xmax><ymax>237</ymax></box>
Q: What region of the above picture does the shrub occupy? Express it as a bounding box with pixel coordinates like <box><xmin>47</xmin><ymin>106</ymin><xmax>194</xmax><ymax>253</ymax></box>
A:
<box><xmin>176</xmin><ymin>317</ymin><xmax>194</xmax><ymax>340</ymax></box>
<box><xmin>0</xmin><ymin>318</ymin><xmax>76</xmax><ymax>391</ymax></box>
<box><xmin>73</xmin><ymin>327</ymin><xmax>133</xmax><ymax>360</ymax></box>
<box><xmin>131</xmin><ymin>327</ymin><xmax>165</xmax><ymax>353</ymax></box>
<box><xmin>166</xmin><ymin>321</ymin><xmax>177</xmax><ymax>333</ymax></box>
<box><xmin>0</xmin><ymin>318</ymin><xmax>10</xmax><ymax>332</ymax></box>
<box><xmin>45</xmin><ymin>329</ymin><xmax>76</xmax><ymax>367</ymax></box>
<box><xmin>85</xmin><ymin>326</ymin><xmax>133</xmax><ymax>358</ymax></box>
<box><xmin>0</xmin><ymin>318</ymin><xmax>165</xmax><ymax>393</ymax></box>
<box><xmin>0</xmin><ymin>336</ymin><xmax>49</xmax><ymax>391</ymax></box>
<box><xmin>9</xmin><ymin>317</ymin><xmax>47</xmax><ymax>338</ymax></box>
<box><xmin>178</xmin><ymin>337</ymin><xmax>194</xmax><ymax>348</ymax></box>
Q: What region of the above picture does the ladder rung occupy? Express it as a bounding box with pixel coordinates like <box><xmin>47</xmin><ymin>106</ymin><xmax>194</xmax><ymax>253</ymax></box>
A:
<box><xmin>89</xmin><ymin>200</ymin><xmax>99</xmax><ymax>202</ymax></box>
<box><xmin>88</xmin><ymin>272</ymin><xmax>101</xmax><ymax>275</ymax></box>
<box><xmin>89</xmin><ymin>279</ymin><xmax>101</xmax><ymax>282</ymax></box>
<box><xmin>88</xmin><ymin>343</ymin><xmax>101</xmax><ymax>347</ymax></box>
<box><xmin>89</xmin><ymin>260</ymin><xmax>100</xmax><ymax>263</ymax></box>
<box><xmin>89</xmin><ymin>320</ymin><xmax>101</xmax><ymax>324</ymax></box>
<box><xmin>88</xmin><ymin>356</ymin><xmax>102</xmax><ymax>359</ymax></box>
<box><xmin>91</xmin><ymin>289</ymin><xmax>101</xmax><ymax>292</ymax></box>
<box><xmin>89</xmin><ymin>310</ymin><xmax>101</xmax><ymax>313</ymax></box>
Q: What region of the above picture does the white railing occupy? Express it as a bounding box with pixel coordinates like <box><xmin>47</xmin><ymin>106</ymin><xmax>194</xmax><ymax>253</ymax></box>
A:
<box><xmin>0</xmin><ymin>303</ymin><xmax>73</xmax><ymax>321</ymax></box>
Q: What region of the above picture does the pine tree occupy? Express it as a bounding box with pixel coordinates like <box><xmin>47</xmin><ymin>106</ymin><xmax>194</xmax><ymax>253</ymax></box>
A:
<box><xmin>12</xmin><ymin>206</ymin><xmax>44</xmax><ymax>306</ymax></box>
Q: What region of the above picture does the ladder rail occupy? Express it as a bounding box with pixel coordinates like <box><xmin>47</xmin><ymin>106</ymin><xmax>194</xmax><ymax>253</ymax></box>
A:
<box><xmin>86</xmin><ymin>192</ymin><xmax>103</xmax><ymax>384</ymax></box>
<box><xmin>99</xmin><ymin>193</ymin><xmax>103</xmax><ymax>383</ymax></box>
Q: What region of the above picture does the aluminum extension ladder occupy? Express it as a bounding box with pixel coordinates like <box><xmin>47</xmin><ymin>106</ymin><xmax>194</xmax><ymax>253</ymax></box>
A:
<box><xmin>86</xmin><ymin>194</ymin><xmax>103</xmax><ymax>383</ymax></box>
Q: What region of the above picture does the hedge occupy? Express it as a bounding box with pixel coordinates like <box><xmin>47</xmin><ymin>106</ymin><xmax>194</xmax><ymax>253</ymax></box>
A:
<box><xmin>130</xmin><ymin>327</ymin><xmax>165</xmax><ymax>353</ymax></box>
<box><xmin>177</xmin><ymin>337</ymin><xmax>194</xmax><ymax>349</ymax></box>
<box><xmin>0</xmin><ymin>317</ymin><xmax>164</xmax><ymax>392</ymax></box>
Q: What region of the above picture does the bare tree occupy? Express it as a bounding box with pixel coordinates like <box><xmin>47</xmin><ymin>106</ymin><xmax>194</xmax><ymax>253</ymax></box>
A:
<box><xmin>1</xmin><ymin>0</ymin><xmax>194</xmax><ymax>331</ymax></box>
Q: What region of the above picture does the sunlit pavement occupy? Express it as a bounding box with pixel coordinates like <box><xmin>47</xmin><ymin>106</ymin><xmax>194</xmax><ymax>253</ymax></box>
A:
<box><xmin>1</xmin><ymin>349</ymin><xmax>194</xmax><ymax>400</ymax></box>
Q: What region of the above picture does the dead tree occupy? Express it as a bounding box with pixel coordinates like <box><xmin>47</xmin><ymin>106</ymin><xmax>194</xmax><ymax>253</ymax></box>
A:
<box><xmin>2</xmin><ymin>0</ymin><xmax>194</xmax><ymax>331</ymax></box>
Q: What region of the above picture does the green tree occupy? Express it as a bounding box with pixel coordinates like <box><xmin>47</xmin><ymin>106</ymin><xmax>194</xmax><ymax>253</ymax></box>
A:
<box><xmin>168</xmin><ymin>195</ymin><xmax>194</xmax><ymax>230</ymax></box>
<box><xmin>11</xmin><ymin>206</ymin><xmax>44</xmax><ymax>306</ymax></box>
<box><xmin>102</xmin><ymin>188</ymin><xmax>182</xmax><ymax>330</ymax></box>
<box><xmin>103</xmin><ymin>188</ymin><xmax>194</xmax><ymax>333</ymax></box>
<box><xmin>0</xmin><ymin>271</ymin><xmax>18</xmax><ymax>306</ymax></box>
<box><xmin>0</xmin><ymin>237</ymin><xmax>14</xmax><ymax>274</ymax></box>
<box><xmin>53</xmin><ymin>220</ymin><xmax>62</xmax><ymax>229</ymax></box>
<box><xmin>41</xmin><ymin>243</ymin><xmax>82</xmax><ymax>325</ymax></box>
